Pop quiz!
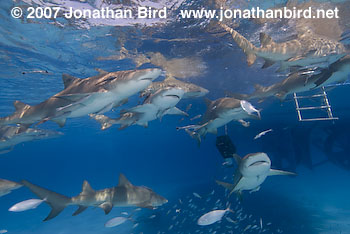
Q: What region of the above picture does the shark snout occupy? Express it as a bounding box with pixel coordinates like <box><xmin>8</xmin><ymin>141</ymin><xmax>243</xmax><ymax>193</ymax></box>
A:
<box><xmin>137</xmin><ymin>68</ymin><xmax>162</xmax><ymax>82</ymax></box>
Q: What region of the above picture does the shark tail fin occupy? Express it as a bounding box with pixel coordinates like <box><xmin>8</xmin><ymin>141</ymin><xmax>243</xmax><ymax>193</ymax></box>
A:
<box><xmin>218</xmin><ymin>22</ymin><xmax>257</xmax><ymax>66</ymax></box>
<box><xmin>268</xmin><ymin>169</ymin><xmax>297</xmax><ymax>176</ymax></box>
<box><xmin>89</xmin><ymin>114</ymin><xmax>116</xmax><ymax>130</ymax></box>
<box><xmin>21</xmin><ymin>180</ymin><xmax>71</xmax><ymax>221</ymax></box>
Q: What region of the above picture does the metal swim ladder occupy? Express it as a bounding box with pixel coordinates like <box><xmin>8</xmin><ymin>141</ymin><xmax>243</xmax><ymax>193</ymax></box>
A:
<box><xmin>293</xmin><ymin>87</ymin><xmax>339</xmax><ymax>122</ymax></box>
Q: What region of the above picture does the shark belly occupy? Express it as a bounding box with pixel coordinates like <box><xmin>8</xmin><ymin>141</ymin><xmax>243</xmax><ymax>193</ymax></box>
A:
<box><xmin>237</xmin><ymin>174</ymin><xmax>268</xmax><ymax>191</ymax></box>
<box><xmin>66</xmin><ymin>93</ymin><xmax>118</xmax><ymax>118</ymax></box>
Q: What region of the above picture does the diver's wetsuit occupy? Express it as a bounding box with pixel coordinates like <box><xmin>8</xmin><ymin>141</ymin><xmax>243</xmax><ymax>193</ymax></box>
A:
<box><xmin>216</xmin><ymin>135</ymin><xmax>236</xmax><ymax>167</ymax></box>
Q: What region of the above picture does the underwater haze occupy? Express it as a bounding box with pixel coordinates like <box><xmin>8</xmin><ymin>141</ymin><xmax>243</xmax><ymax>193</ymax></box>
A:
<box><xmin>1</xmin><ymin>0</ymin><xmax>350</xmax><ymax>233</ymax></box>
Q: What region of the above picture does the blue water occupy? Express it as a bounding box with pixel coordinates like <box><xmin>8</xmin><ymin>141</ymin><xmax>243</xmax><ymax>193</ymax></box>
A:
<box><xmin>1</xmin><ymin>0</ymin><xmax>350</xmax><ymax>233</ymax></box>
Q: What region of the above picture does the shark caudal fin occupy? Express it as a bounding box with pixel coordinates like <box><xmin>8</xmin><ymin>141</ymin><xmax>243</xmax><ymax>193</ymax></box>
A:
<box><xmin>21</xmin><ymin>180</ymin><xmax>71</xmax><ymax>221</ymax></box>
<box><xmin>89</xmin><ymin>114</ymin><xmax>116</xmax><ymax>130</ymax></box>
<box><xmin>218</xmin><ymin>22</ymin><xmax>257</xmax><ymax>66</ymax></box>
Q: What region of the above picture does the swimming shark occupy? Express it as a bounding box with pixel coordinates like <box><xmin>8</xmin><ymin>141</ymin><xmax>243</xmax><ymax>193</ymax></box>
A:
<box><xmin>91</xmin><ymin>87</ymin><xmax>188</xmax><ymax>130</ymax></box>
<box><xmin>140</xmin><ymin>75</ymin><xmax>209</xmax><ymax>99</ymax></box>
<box><xmin>229</xmin><ymin>55</ymin><xmax>350</xmax><ymax>102</ymax></box>
<box><xmin>0</xmin><ymin>68</ymin><xmax>161</xmax><ymax>128</ymax></box>
<box><xmin>178</xmin><ymin>98</ymin><xmax>260</xmax><ymax>145</ymax></box>
<box><xmin>228</xmin><ymin>68</ymin><xmax>322</xmax><ymax>102</ymax></box>
<box><xmin>0</xmin><ymin>125</ymin><xmax>62</xmax><ymax>154</ymax></box>
<box><xmin>21</xmin><ymin>173</ymin><xmax>168</xmax><ymax>221</ymax></box>
<box><xmin>216</xmin><ymin>152</ymin><xmax>296</xmax><ymax>197</ymax></box>
<box><xmin>0</xmin><ymin>179</ymin><xmax>22</xmax><ymax>197</ymax></box>
<box><xmin>218</xmin><ymin>23</ymin><xmax>347</xmax><ymax>71</ymax></box>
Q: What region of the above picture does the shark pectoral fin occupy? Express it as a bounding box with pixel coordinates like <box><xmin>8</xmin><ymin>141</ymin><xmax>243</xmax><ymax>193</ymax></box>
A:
<box><xmin>262</xmin><ymin>59</ymin><xmax>275</xmax><ymax>69</ymax></box>
<box><xmin>52</xmin><ymin>118</ymin><xmax>66</xmax><ymax>128</ymax></box>
<box><xmin>166</xmin><ymin>107</ymin><xmax>188</xmax><ymax>116</ymax></box>
<box><xmin>99</xmin><ymin>202</ymin><xmax>113</xmax><ymax>215</ymax></box>
<box><xmin>72</xmin><ymin>206</ymin><xmax>88</xmax><ymax>216</ymax></box>
<box><xmin>62</xmin><ymin>74</ymin><xmax>80</xmax><ymax>89</ymax></box>
<box><xmin>249</xmin><ymin>186</ymin><xmax>260</xmax><ymax>193</ymax></box>
<box><xmin>216</xmin><ymin>180</ymin><xmax>235</xmax><ymax>195</ymax></box>
<box><xmin>268</xmin><ymin>169</ymin><xmax>297</xmax><ymax>176</ymax></box>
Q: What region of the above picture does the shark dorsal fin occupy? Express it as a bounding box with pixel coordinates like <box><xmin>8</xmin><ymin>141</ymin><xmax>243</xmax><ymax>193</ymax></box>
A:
<box><xmin>62</xmin><ymin>74</ymin><xmax>79</xmax><ymax>89</ymax></box>
<box><xmin>118</xmin><ymin>174</ymin><xmax>132</xmax><ymax>187</ymax></box>
<box><xmin>164</xmin><ymin>75</ymin><xmax>177</xmax><ymax>82</ymax></box>
<box><xmin>259</xmin><ymin>33</ymin><xmax>274</xmax><ymax>47</ymax></box>
<box><xmin>204</xmin><ymin>98</ymin><xmax>212</xmax><ymax>107</ymax></box>
<box><xmin>13</xmin><ymin>101</ymin><xmax>30</xmax><ymax>112</ymax></box>
<box><xmin>81</xmin><ymin>180</ymin><xmax>94</xmax><ymax>195</ymax></box>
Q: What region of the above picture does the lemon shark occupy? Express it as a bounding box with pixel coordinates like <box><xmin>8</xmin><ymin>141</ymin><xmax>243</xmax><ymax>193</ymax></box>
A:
<box><xmin>229</xmin><ymin>55</ymin><xmax>350</xmax><ymax>102</ymax></box>
<box><xmin>21</xmin><ymin>174</ymin><xmax>168</xmax><ymax>221</ymax></box>
<box><xmin>216</xmin><ymin>152</ymin><xmax>296</xmax><ymax>197</ymax></box>
<box><xmin>0</xmin><ymin>179</ymin><xmax>22</xmax><ymax>197</ymax></box>
<box><xmin>140</xmin><ymin>75</ymin><xmax>209</xmax><ymax>99</ymax></box>
<box><xmin>0</xmin><ymin>125</ymin><xmax>62</xmax><ymax>154</ymax></box>
<box><xmin>219</xmin><ymin>23</ymin><xmax>347</xmax><ymax>71</ymax></box>
<box><xmin>91</xmin><ymin>87</ymin><xmax>188</xmax><ymax>130</ymax></box>
<box><xmin>178</xmin><ymin>98</ymin><xmax>260</xmax><ymax>145</ymax></box>
<box><xmin>0</xmin><ymin>68</ymin><xmax>161</xmax><ymax>128</ymax></box>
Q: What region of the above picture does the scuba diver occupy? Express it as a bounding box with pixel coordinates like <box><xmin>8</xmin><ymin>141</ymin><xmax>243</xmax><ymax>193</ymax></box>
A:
<box><xmin>216</xmin><ymin>135</ymin><xmax>238</xmax><ymax>167</ymax></box>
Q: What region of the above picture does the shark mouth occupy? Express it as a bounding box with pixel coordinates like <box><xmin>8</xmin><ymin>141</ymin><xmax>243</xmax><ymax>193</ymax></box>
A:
<box><xmin>140</xmin><ymin>77</ymin><xmax>154</xmax><ymax>81</ymax></box>
<box><xmin>248</xmin><ymin>161</ymin><xmax>268</xmax><ymax>167</ymax></box>
<box><xmin>165</xmin><ymin>94</ymin><xmax>180</xmax><ymax>99</ymax></box>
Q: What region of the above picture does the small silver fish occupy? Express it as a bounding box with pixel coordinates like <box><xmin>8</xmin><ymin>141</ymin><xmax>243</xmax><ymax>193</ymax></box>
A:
<box><xmin>190</xmin><ymin>114</ymin><xmax>201</xmax><ymax>121</ymax></box>
<box><xmin>186</xmin><ymin>104</ymin><xmax>192</xmax><ymax>112</ymax></box>
<box><xmin>254</xmin><ymin>129</ymin><xmax>273</xmax><ymax>140</ymax></box>
<box><xmin>197</xmin><ymin>208</ymin><xmax>233</xmax><ymax>226</ymax></box>
<box><xmin>193</xmin><ymin>192</ymin><xmax>202</xmax><ymax>199</ymax></box>
<box><xmin>0</xmin><ymin>230</ymin><xmax>8</xmax><ymax>234</ymax></box>
<box><xmin>105</xmin><ymin>217</ymin><xmax>128</xmax><ymax>228</ymax></box>
<box><xmin>9</xmin><ymin>198</ymin><xmax>45</xmax><ymax>212</ymax></box>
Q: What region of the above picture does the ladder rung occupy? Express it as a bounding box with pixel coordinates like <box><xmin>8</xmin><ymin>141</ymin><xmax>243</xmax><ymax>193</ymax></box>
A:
<box><xmin>299</xmin><ymin>117</ymin><xmax>339</xmax><ymax>122</ymax></box>
<box><xmin>296</xmin><ymin>105</ymin><xmax>331</xmax><ymax>110</ymax></box>
<box><xmin>294</xmin><ymin>94</ymin><xmax>326</xmax><ymax>99</ymax></box>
